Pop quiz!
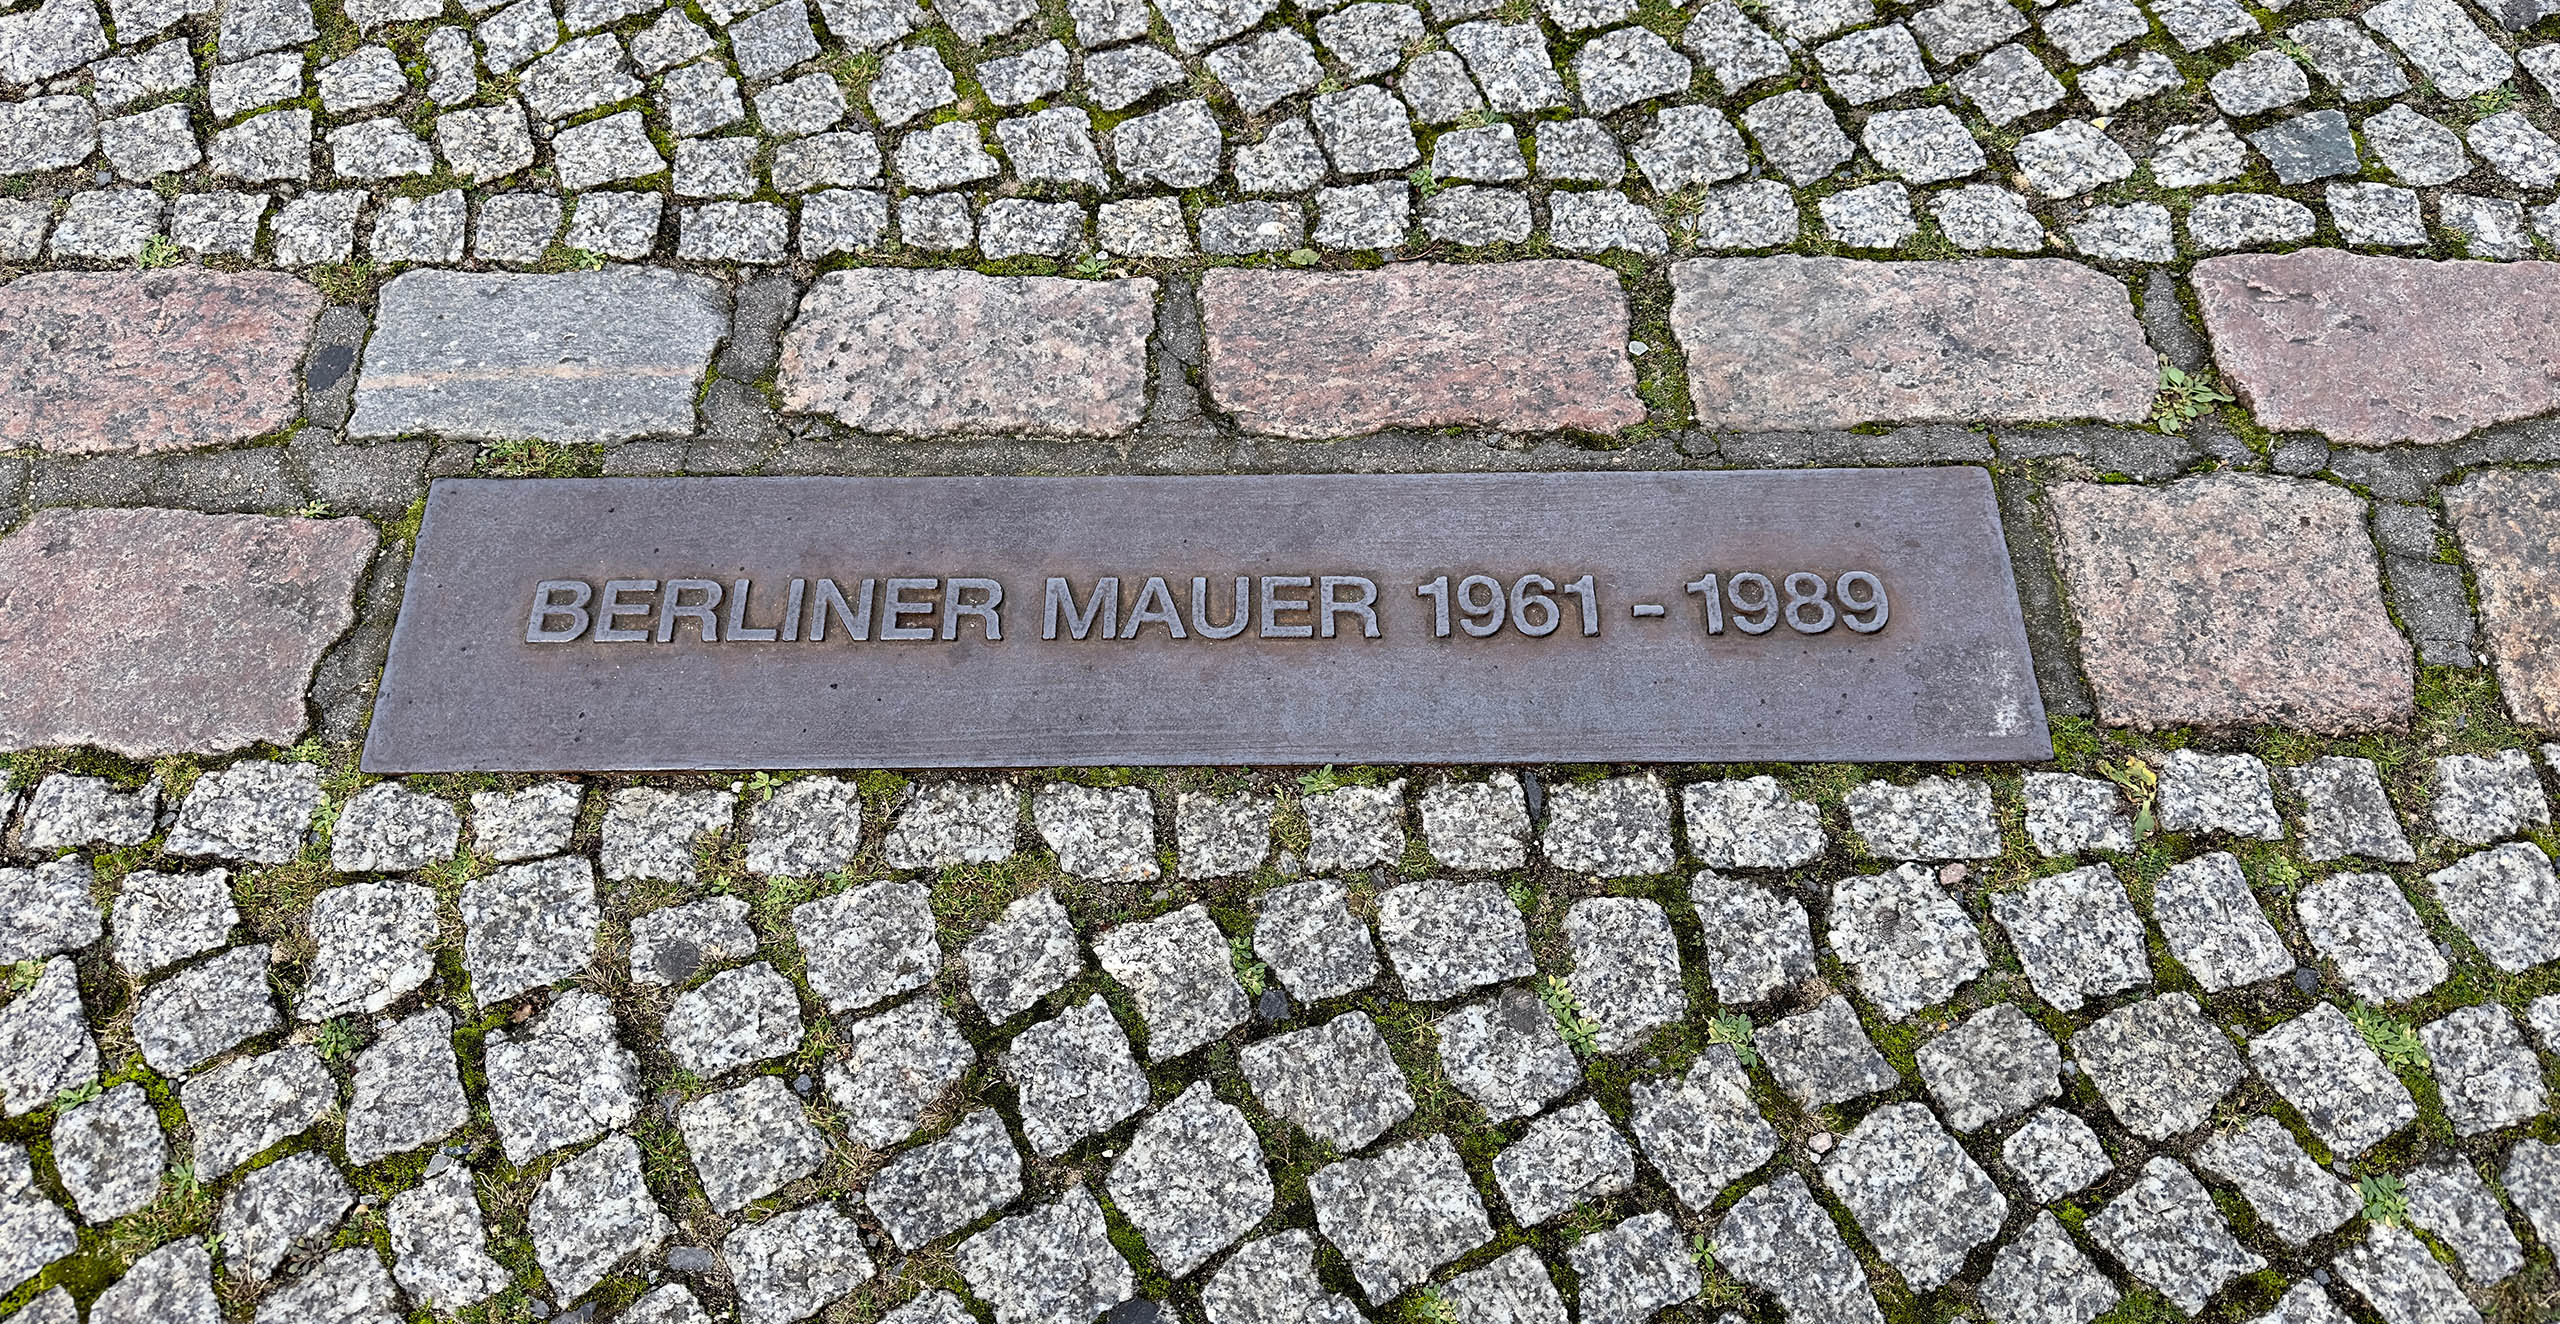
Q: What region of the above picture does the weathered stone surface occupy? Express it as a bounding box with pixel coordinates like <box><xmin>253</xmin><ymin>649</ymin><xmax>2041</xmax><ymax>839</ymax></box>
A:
<box><xmin>471</xmin><ymin>782</ymin><xmax>583</xmax><ymax>861</ymax></box>
<box><xmin>722</xmin><ymin>1204</ymin><xmax>874</xmax><ymax>1324</ymax></box>
<box><xmin>1684</xmin><ymin>776</ymin><xmax>1825</xmax><ymax>869</ymax></box>
<box><xmin>1033</xmin><ymin>783</ymin><xmax>1157</xmax><ymax>881</ymax></box>
<box><xmin>1243</xmin><ymin>1010</ymin><xmax>1414</xmax><ymax>1149</ymax></box>
<box><xmin>630</xmin><ymin>897</ymin><xmax>758</xmax><ymax>988</ymax></box>
<box><xmin>665</xmin><ymin>961</ymin><xmax>806</xmax><ymax>1077</ymax></box>
<box><xmin>1437</xmin><ymin>986</ymin><xmax>1582</xmax><ymax>1121</ymax></box>
<box><xmin>1991</xmin><ymin>863</ymin><xmax>2150</xmax><ymax>1012</ymax></box>
<box><xmin>1564</xmin><ymin>897</ymin><xmax>1685</xmax><ymax>1051</ymax></box>
<box><xmin>780</xmin><ymin>269</ymin><xmax>1155</xmax><ymax>437</ymax></box>
<box><xmin>794</xmin><ymin>881</ymin><xmax>938</xmax><ymax>1014</ymax></box>
<box><xmin>1823</xmin><ymin>1102</ymin><xmax>2007</xmax><ymax>1291</ymax></box>
<box><xmin>1629</xmin><ymin>1042</ymin><xmax>1778</xmax><ymax>1213</ymax></box>
<box><xmin>600</xmin><ymin>787</ymin><xmax>735</xmax><ymax>883</ymax></box>
<box><xmin>963</xmin><ymin>889</ymin><xmax>1084</xmax><ymax>1023</ymax></box>
<box><xmin>1494</xmin><ymin>1099</ymin><xmax>1633</xmax><ymax>1227</ymax></box>
<box><xmin>1715</xmin><ymin>1172</ymin><xmax>1886</xmax><ymax>1324</ymax></box>
<box><xmin>2072</xmin><ymin>993</ymin><xmax>2245</xmax><ymax>1141</ymax></box>
<box><xmin>1844</xmin><ymin>777</ymin><xmax>2000</xmax><ymax>860</ymax></box>
<box><xmin>351</xmin><ymin>268</ymin><xmax>728</xmax><ymax>443</ymax></box>
<box><xmin>329</xmin><ymin>783</ymin><xmax>459</xmax><ymax>873</ymax></box>
<box><xmin>344</xmin><ymin>1008</ymin><xmax>469</xmax><ymax>1165</ymax></box>
<box><xmin>2003</xmin><ymin>1106</ymin><xmax>2111</xmax><ymax>1202</ymax></box>
<box><xmin>2446</xmin><ymin>471</ymin><xmax>2560</xmax><ymax>730</ymax></box>
<box><xmin>1541</xmin><ymin>773</ymin><xmax>1676</xmax><ymax>877</ymax></box>
<box><xmin>169</xmin><ymin>761</ymin><xmax>323</xmax><ymax>863</ymax></box>
<box><xmin>1108</xmin><ymin>1081</ymin><xmax>1273</xmax><ymax>1276</ymax></box>
<box><xmin>462</xmin><ymin>855</ymin><xmax>599</xmax><ymax>1005</ymax></box>
<box><xmin>0</xmin><ymin>509</ymin><xmax>376</xmax><ymax>757</ymax></box>
<box><xmin>680</xmin><ymin>1076</ymin><xmax>826</xmax><ymax>1214</ymax></box>
<box><xmin>1419</xmin><ymin>775</ymin><xmax>1530</xmax><ymax>871</ymax></box>
<box><xmin>301</xmin><ymin>880</ymin><xmax>437</xmax><ymax>1021</ymax></box>
<box><xmin>1093</xmin><ymin>902</ymin><xmax>1249</xmax><ymax>1060</ymax></box>
<box><xmin>2288</xmin><ymin>756</ymin><xmax>2415</xmax><ymax>863</ymax></box>
<box><xmin>1308</xmin><ymin>1134</ymin><xmax>1495</xmax><ymax>1305</ymax></box>
<box><xmin>826</xmin><ymin>998</ymin><xmax>974</xmax><ymax>1149</ymax></box>
<box><xmin>0</xmin><ymin>1143</ymin><xmax>73</xmax><ymax>1296</ymax></box>
<box><xmin>2194</xmin><ymin>1116</ymin><xmax>2358</xmax><ymax>1246</ymax></box>
<box><xmin>528</xmin><ymin>1133</ymin><xmax>671</xmax><ymax>1301</ymax></box>
<box><xmin>1827</xmin><ymin>862</ymin><xmax>1987</xmax><ymax>1019</ymax></box>
<box><xmin>2087</xmin><ymin>1157</ymin><xmax>2266</xmax><ymax>1315</ymax></box>
<box><xmin>1252</xmin><ymin>879</ymin><xmax>1378</xmax><ymax>1004</ymax></box>
<box><xmin>1572</xmin><ymin>1211</ymin><xmax>1698</xmax><ymax>1324</ymax></box>
<box><xmin>2427</xmin><ymin>842</ymin><xmax>2560</xmax><ymax>973</ymax></box>
<box><xmin>1981</xmin><ymin>1212</ymin><xmax>2117</xmax><ymax>1324</ymax></box>
<box><xmin>486</xmin><ymin>990</ymin><xmax>641</xmax><ymax>1165</ymax></box>
<box><xmin>743</xmin><ymin>777</ymin><xmax>863</xmax><ymax>877</ymax></box>
<box><xmin>0</xmin><ymin>271</ymin><xmax>321</xmax><ymax>455</ymax></box>
<box><xmin>1304</xmin><ymin>782</ymin><xmax>1406</xmax><ymax>871</ymax></box>
<box><xmin>1202</xmin><ymin>1231</ymin><xmax>1364</xmax><ymax>1324</ymax></box>
<box><xmin>2047</xmin><ymin>475</ymin><xmax>2414</xmax><ymax>733</ymax></box>
<box><xmin>2422</xmin><ymin>1004</ymin><xmax>2546</xmax><ymax>1136</ymax></box>
<box><xmin>0</xmin><ymin>861</ymin><xmax>99</xmax><ymax>965</ymax></box>
<box><xmin>219</xmin><ymin>1150</ymin><xmax>353</xmax><ymax>1282</ymax></box>
<box><xmin>134</xmin><ymin>943</ymin><xmax>278</xmax><ymax>1074</ymax></box>
<box><xmin>1917</xmin><ymin>1003</ymin><xmax>2059</xmax><ymax>1132</ymax></box>
<box><xmin>180</xmin><ymin>1045</ymin><xmax>334</xmax><ymax>1178</ymax></box>
<box><xmin>1199</xmin><ymin>262</ymin><xmax>1642</xmax><ymax>438</ymax></box>
<box><xmin>863</xmin><ymin>1108</ymin><xmax>1022</xmax><ymax>1250</ymax></box>
<box><xmin>1688</xmin><ymin>870</ymin><xmax>1815</xmax><ymax>1004</ymax></box>
<box><xmin>2334</xmin><ymin>1224</ymin><xmax>2483</xmax><ymax>1324</ymax></box>
<box><xmin>1005</xmin><ymin>995</ymin><xmax>1150</xmax><ymax>1157</ymax></box>
<box><xmin>1761</xmin><ymin>994</ymin><xmax>1898</xmax><ymax>1108</ymax></box>
<box><xmin>111</xmin><ymin>868</ymin><xmax>233</xmax><ymax>977</ymax></box>
<box><xmin>0</xmin><ymin>957</ymin><xmax>95</xmax><ymax>1118</ymax></box>
<box><xmin>2402</xmin><ymin>1160</ymin><xmax>2522</xmax><ymax>1284</ymax></box>
<box><xmin>1446</xmin><ymin>1247</ymin><xmax>1564</xmax><ymax>1324</ymax></box>
<box><xmin>2296</xmin><ymin>871</ymin><xmax>2446</xmax><ymax>1002</ymax></box>
<box><xmin>2194</xmin><ymin>251</ymin><xmax>2560</xmax><ymax>446</ymax></box>
<box><xmin>2022</xmin><ymin>772</ymin><xmax>2133</xmax><ymax>856</ymax></box>
<box><xmin>2150</xmin><ymin>852</ymin><xmax>2292</xmax><ymax>991</ymax></box>
<box><xmin>2247</xmin><ymin>1001</ymin><xmax>2415</xmax><ymax>1158</ymax></box>
<box><xmin>51</xmin><ymin>1083</ymin><xmax>162</xmax><ymax>1222</ymax></box>
<box><xmin>21</xmin><ymin>774</ymin><xmax>159</xmax><ymax>853</ymax></box>
<box><xmin>1378</xmin><ymin>877</ymin><xmax>1535</xmax><ymax>1002</ymax></box>
<box><xmin>1672</xmin><ymin>257</ymin><xmax>2152</xmax><ymax>429</ymax></box>
<box><xmin>954</xmin><ymin>1188</ymin><xmax>1134</xmax><ymax>1324</ymax></box>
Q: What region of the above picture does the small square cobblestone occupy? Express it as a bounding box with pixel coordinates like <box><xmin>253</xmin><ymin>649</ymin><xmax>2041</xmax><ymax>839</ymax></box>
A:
<box><xmin>2247</xmin><ymin>1001</ymin><xmax>2416</xmax><ymax>1158</ymax></box>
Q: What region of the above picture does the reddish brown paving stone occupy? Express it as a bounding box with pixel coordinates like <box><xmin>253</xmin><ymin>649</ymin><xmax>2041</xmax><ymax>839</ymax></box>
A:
<box><xmin>777</xmin><ymin>269</ymin><xmax>1157</xmax><ymax>438</ymax></box>
<box><xmin>2047</xmin><ymin>475</ymin><xmax>2414</xmax><ymax>734</ymax></box>
<box><xmin>0</xmin><ymin>270</ymin><xmax>324</xmax><ymax>455</ymax></box>
<box><xmin>1197</xmin><ymin>262</ymin><xmax>1644</xmax><ymax>440</ymax></box>
<box><xmin>0</xmin><ymin>508</ymin><xmax>377</xmax><ymax>756</ymax></box>
<box><xmin>2444</xmin><ymin>470</ymin><xmax>2560</xmax><ymax>731</ymax></box>
<box><xmin>1669</xmin><ymin>257</ymin><xmax>2154</xmax><ymax>431</ymax></box>
<box><xmin>2192</xmin><ymin>250</ymin><xmax>2560</xmax><ymax>446</ymax></box>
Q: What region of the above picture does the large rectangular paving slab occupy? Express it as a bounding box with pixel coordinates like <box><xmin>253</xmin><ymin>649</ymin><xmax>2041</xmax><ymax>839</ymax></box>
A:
<box><xmin>2444</xmin><ymin>470</ymin><xmax>2560</xmax><ymax>730</ymax></box>
<box><xmin>1196</xmin><ymin>262</ymin><xmax>1643</xmax><ymax>440</ymax></box>
<box><xmin>2047</xmin><ymin>475</ymin><xmax>2414</xmax><ymax>734</ymax></box>
<box><xmin>0</xmin><ymin>270</ymin><xmax>322</xmax><ymax>455</ymax></box>
<box><xmin>776</xmin><ymin>270</ymin><xmax>1157</xmax><ymax>438</ymax></box>
<box><xmin>348</xmin><ymin>267</ymin><xmax>729</xmax><ymax>444</ymax></box>
<box><xmin>362</xmin><ymin>470</ymin><xmax>2049</xmax><ymax>770</ymax></box>
<box><xmin>0</xmin><ymin>508</ymin><xmax>377</xmax><ymax>756</ymax></box>
<box><xmin>1670</xmin><ymin>258</ymin><xmax>2155</xmax><ymax>431</ymax></box>
<box><xmin>2193</xmin><ymin>250</ymin><xmax>2560</xmax><ymax>446</ymax></box>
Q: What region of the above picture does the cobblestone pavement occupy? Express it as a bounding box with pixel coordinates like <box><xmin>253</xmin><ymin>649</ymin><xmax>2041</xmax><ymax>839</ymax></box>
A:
<box><xmin>15</xmin><ymin>741</ymin><xmax>2560</xmax><ymax>1324</ymax></box>
<box><xmin>4</xmin><ymin>0</ymin><xmax>2560</xmax><ymax>264</ymax></box>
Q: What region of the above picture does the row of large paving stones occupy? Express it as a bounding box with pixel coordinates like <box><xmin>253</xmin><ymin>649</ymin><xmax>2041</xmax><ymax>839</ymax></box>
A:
<box><xmin>7</xmin><ymin>744</ymin><xmax>2560</xmax><ymax>1324</ymax></box>
<box><xmin>3</xmin><ymin>0</ymin><xmax>2560</xmax><ymax>266</ymax></box>
<box><xmin>16</xmin><ymin>252</ymin><xmax>2560</xmax><ymax>452</ymax></box>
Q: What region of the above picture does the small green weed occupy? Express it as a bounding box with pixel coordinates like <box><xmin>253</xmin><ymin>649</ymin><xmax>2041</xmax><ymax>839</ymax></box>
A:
<box><xmin>1297</xmin><ymin>765</ymin><xmax>1344</xmax><ymax>795</ymax></box>
<box><xmin>1407</xmin><ymin>164</ymin><xmax>1445</xmax><ymax>199</ymax></box>
<box><xmin>1707</xmin><ymin>1012</ymin><xmax>1759</xmax><ymax>1068</ymax></box>
<box><xmin>1506</xmin><ymin>877</ymin><xmax>1537</xmax><ymax>913</ymax></box>
<box><xmin>2099</xmin><ymin>756</ymin><xmax>2159</xmax><ymax>839</ymax></box>
<box><xmin>1285</xmin><ymin>247</ymin><xmax>1320</xmax><ymax>267</ymax></box>
<box><xmin>315</xmin><ymin>1017</ymin><xmax>363</xmax><ymax>1062</ymax></box>
<box><xmin>2151</xmin><ymin>364</ymin><xmax>2234</xmax><ymax>435</ymax></box>
<box><xmin>745</xmin><ymin>771</ymin><xmax>786</xmax><ymax>801</ymax></box>
<box><xmin>1074</xmin><ymin>251</ymin><xmax>1110</xmax><ymax>278</ymax></box>
<box><xmin>1405</xmin><ymin>1287</ymin><xmax>1457</xmax><ymax>1324</ymax></box>
<box><xmin>1541</xmin><ymin>975</ymin><xmax>1600</xmax><ymax>1056</ymax></box>
<box><xmin>2360</xmin><ymin>1173</ymin><xmax>2408</xmax><ymax>1225</ymax></box>
<box><xmin>8</xmin><ymin>959</ymin><xmax>45</xmax><ymax>993</ymax></box>
<box><xmin>137</xmin><ymin>234</ymin><xmax>183</xmax><ymax>269</ymax></box>
<box><xmin>56</xmin><ymin>1078</ymin><xmax>103</xmax><ymax>1109</ymax></box>
<box><xmin>2347</xmin><ymin>1004</ymin><xmax>2430</xmax><ymax>1075</ymax></box>
<box><xmin>1231</xmin><ymin>935</ymin><xmax>1269</xmax><ymax>998</ymax></box>
<box><xmin>2472</xmin><ymin>84</ymin><xmax>2519</xmax><ymax>116</ymax></box>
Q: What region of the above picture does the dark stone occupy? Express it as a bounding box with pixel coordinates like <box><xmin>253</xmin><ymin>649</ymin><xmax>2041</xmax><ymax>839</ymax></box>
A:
<box><xmin>290</xmin><ymin>435</ymin><xmax>429</xmax><ymax>518</ymax></box>
<box><xmin>1255</xmin><ymin>988</ymin><xmax>1292</xmax><ymax>1024</ymax></box>
<box><xmin>2294</xmin><ymin>967</ymin><xmax>2318</xmax><ymax>992</ymax></box>
<box><xmin>667</xmin><ymin>1247</ymin><xmax>715</xmax><ymax>1274</ymax></box>
<box><xmin>2322</xmin><ymin>445</ymin><xmax>2456</xmax><ymax>501</ymax></box>
<box><xmin>602</xmin><ymin>441</ymin><xmax>686</xmax><ymax>476</ymax></box>
<box><xmin>0</xmin><ymin>507</ymin><xmax>377</xmax><ymax>755</ymax></box>
<box><xmin>311</xmin><ymin>543</ymin><xmax>405</xmax><ymax>743</ymax></box>
<box><xmin>1106</xmin><ymin>1299</ymin><xmax>1175</xmax><ymax>1324</ymax></box>
<box><xmin>1999</xmin><ymin>473</ymin><xmax>2097</xmax><ymax>718</ymax></box>
<box><xmin>2443</xmin><ymin>469</ymin><xmax>2560</xmax><ymax>724</ymax></box>
<box><xmin>28</xmin><ymin>453</ymin><xmax>155</xmax><ymax>509</ymax></box>
<box><xmin>304</xmin><ymin>305</ymin><xmax>370</xmax><ymax>431</ymax></box>
<box><xmin>2141</xmin><ymin>270</ymin><xmax>2207</xmax><ymax>372</ymax></box>
<box><xmin>699</xmin><ymin>380</ymin><xmax>784</xmax><ymax>448</ymax></box>
<box><xmin>2245</xmin><ymin>111</ymin><xmax>2359</xmax><ymax>184</ymax></box>
<box><xmin>652</xmin><ymin>937</ymin><xmax>702</xmax><ymax>985</ymax></box>
<box><xmin>1519</xmin><ymin>770</ymin><xmax>1544</xmax><ymax>821</ymax></box>
<box><xmin>1144</xmin><ymin>275</ymin><xmax>1212</xmax><ymax>436</ymax></box>
<box><xmin>1993</xmin><ymin>425</ymin><xmax>2197</xmax><ymax>482</ymax></box>
<box><xmin>2384</xmin><ymin>556</ymin><xmax>2477</xmax><ymax>667</ymax></box>
<box><xmin>149</xmin><ymin>448</ymin><xmax>305</xmax><ymax>513</ymax></box>
<box><xmin>2271</xmin><ymin>439</ymin><xmax>2331</xmax><ymax>475</ymax></box>
<box><xmin>718</xmin><ymin>274</ymin><xmax>799</xmax><ymax>382</ymax></box>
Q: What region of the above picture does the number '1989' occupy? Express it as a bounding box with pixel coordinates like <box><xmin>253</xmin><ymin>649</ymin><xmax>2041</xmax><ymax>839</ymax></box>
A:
<box><xmin>1682</xmin><ymin>571</ymin><xmax>1889</xmax><ymax>635</ymax></box>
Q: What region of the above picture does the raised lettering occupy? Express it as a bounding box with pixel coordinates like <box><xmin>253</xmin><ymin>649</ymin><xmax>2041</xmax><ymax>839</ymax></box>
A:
<box><xmin>807</xmin><ymin>578</ymin><xmax>873</xmax><ymax>641</ymax></box>
<box><xmin>780</xmin><ymin>578</ymin><xmax>806</xmax><ymax>642</ymax></box>
<box><xmin>944</xmin><ymin>577</ymin><xmax>1004</xmax><ymax>641</ymax></box>
<box><xmin>882</xmin><ymin>578</ymin><xmax>937</xmax><ymax>641</ymax></box>
<box><xmin>525</xmin><ymin>580</ymin><xmax>591</xmax><ymax>643</ymax></box>
<box><xmin>1121</xmin><ymin>576</ymin><xmax>1188</xmax><ymax>640</ymax></box>
<box><xmin>1260</xmin><ymin>575</ymin><xmax>1313</xmax><ymax>638</ymax></box>
<box><xmin>725</xmin><ymin>578</ymin><xmax>779</xmax><ymax>642</ymax></box>
<box><xmin>657</xmin><ymin>579</ymin><xmax>722</xmax><ymax>643</ymax></box>
<box><xmin>593</xmin><ymin>580</ymin><xmax>658</xmax><ymax>642</ymax></box>
<box><xmin>1318</xmin><ymin>576</ymin><xmax>1379</xmax><ymax>639</ymax></box>
<box><xmin>1192</xmin><ymin>576</ymin><xmax>1249</xmax><ymax>640</ymax></box>
<box><xmin>1044</xmin><ymin>576</ymin><xmax>1119</xmax><ymax>641</ymax></box>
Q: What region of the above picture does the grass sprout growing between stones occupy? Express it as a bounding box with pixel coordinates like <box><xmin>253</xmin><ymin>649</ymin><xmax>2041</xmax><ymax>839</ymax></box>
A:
<box><xmin>136</xmin><ymin>235</ymin><xmax>182</xmax><ymax>270</ymax></box>
<box><xmin>2099</xmin><ymin>755</ymin><xmax>2160</xmax><ymax>838</ymax></box>
<box><xmin>1541</xmin><ymin>974</ymin><xmax>1600</xmax><ymax>1056</ymax></box>
<box><xmin>1405</xmin><ymin>1285</ymin><xmax>1458</xmax><ymax>1324</ymax></box>
<box><xmin>2347</xmin><ymin>1004</ymin><xmax>2431</xmax><ymax>1074</ymax></box>
<box><xmin>1707</xmin><ymin>1012</ymin><xmax>1760</xmax><ymax>1067</ymax></box>
<box><xmin>2361</xmin><ymin>1173</ymin><xmax>2410</xmax><ymax>1226</ymax></box>
<box><xmin>2151</xmin><ymin>364</ymin><xmax>2235</xmax><ymax>434</ymax></box>
<box><xmin>1230</xmin><ymin>935</ymin><xmax>1269</xmax><ymax>997</ymax></box>
<box><xmin>315</xmin><ymin>1017</ymin><xmax>364</xmax><ymax>1062</ymax></box>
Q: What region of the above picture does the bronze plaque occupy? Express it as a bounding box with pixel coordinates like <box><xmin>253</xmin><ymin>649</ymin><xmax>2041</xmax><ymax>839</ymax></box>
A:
<box><xmin>361</xmin><ymin>471</ymin><xmax>2051</xmax><ymax>770</ymax></box>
